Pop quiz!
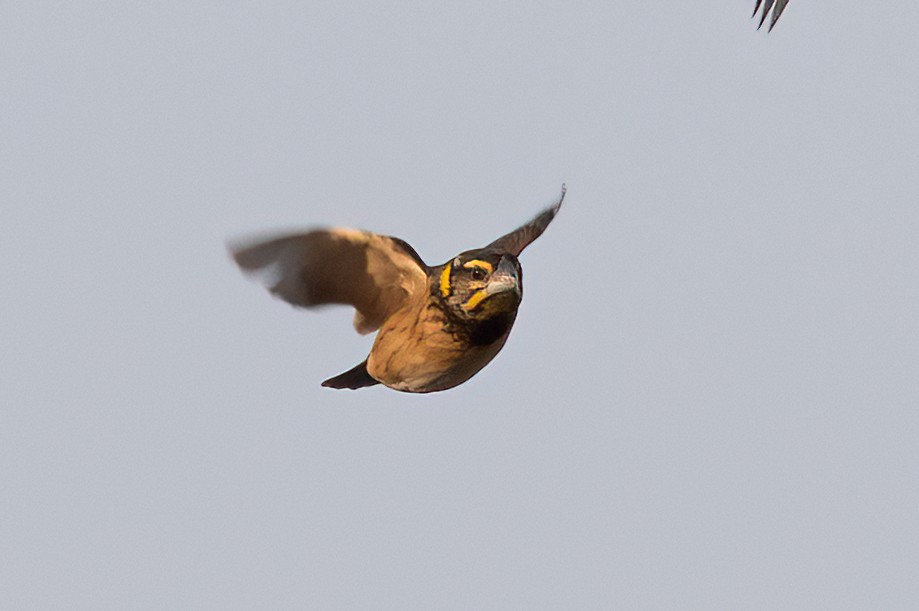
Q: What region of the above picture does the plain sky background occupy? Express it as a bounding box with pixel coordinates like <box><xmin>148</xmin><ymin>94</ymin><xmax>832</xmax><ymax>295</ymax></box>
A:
<box><xmin>3</xmin><ymin>2</ymin><xmax>918</xmax><ymax>609</ymax></box>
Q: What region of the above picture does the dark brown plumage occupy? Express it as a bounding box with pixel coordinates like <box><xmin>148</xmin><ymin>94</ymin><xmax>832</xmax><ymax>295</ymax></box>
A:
<box><xmin>230</xmin><ymin>186</ymin><xmax>566</xmax><ymax>393</ymax></box>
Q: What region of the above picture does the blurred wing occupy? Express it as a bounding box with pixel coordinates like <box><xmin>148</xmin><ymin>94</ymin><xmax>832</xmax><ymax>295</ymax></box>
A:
<box><xmin>484</xmin><ymin>185</ymin><xmax>566</xmax><ymax>256</ymax></box>
<box><xmin>231</xmin><ymin>229</ymin><xmax>428</xmax><ymax>334</ymax></box>
<box><xmin>753</xmin><ymin>0</ymin><xmax>790</xmax><ymax>31</ymax></box>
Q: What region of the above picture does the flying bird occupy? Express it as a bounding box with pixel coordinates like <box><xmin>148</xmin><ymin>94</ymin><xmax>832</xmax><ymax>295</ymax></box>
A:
<box><xmin>231</xmin><ymin>187</ymin><xmax>566</xmax><ymax>393</ymax></box>
<box><xmin>753</xmin><ymin>0</ymin><xmax>790</xmax><ymax>31</ymax></box>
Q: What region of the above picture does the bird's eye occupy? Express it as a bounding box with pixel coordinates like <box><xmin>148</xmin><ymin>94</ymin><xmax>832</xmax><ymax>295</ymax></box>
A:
<box><xmin>471</xmin><ymin>267</ymin><xmax>487</xmax><ymax>281</ymax></box>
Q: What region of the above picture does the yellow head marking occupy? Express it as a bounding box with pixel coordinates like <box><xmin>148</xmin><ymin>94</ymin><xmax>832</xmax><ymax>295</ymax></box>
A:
<box><xmin>462</xmin><ymin>260</ymin><xmax>494</xmax><ymax>274</ymax></box>
<box><xmin>439</xmin><ymin>264</ymin><xmax>452</xmax><ymax>297</ymax></box>
<box><xmin>462</xmin><ymin>289</ymin><xmax>488</xmax><ymax>311</ymax></box>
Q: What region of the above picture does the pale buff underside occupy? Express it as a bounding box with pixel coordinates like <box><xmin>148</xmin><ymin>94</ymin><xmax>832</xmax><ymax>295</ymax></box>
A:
<box><xmin>366</xmin><ymin>288</ymin><xmax>510</xmax><ymax>393</ymax></box>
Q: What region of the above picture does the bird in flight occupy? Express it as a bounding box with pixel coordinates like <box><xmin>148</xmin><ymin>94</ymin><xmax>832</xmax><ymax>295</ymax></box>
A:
<box><xmin>231</xmin><ymin>187</ymin><xmax>566</xmax><ymax>393</ymax></box>
<box><xmin>753</xmin><ymin>0</ymin><xmax>790</xmax><ymax>31</ymax></box>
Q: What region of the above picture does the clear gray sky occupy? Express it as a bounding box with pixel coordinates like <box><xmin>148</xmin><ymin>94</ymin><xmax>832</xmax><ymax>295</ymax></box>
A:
<box><xmin>3</xmin><ymin>2</ymin><xmax>918</xmax><ymax>609</ymax></box>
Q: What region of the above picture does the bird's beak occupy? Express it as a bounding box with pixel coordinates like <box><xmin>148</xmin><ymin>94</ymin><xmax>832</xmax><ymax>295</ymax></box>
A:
<box><xmin>485</xmin><ymin>256</ymin><xmax>520</xmax><ymax>297</ymax></box>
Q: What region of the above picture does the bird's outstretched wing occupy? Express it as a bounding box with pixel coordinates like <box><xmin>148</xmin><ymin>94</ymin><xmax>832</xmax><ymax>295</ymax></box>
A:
<box><xmin>231</xmin><ymin>229</ymin><xmax>428</xmax><ymax>334</ymax></box>
<box><xmin>753</xmin><ymin>0</ymin><xmax>790</xmax><ymax>31</ymax></box>
<box><xmin>484</xmin><ymin>185</ymin><xmax>566</xmax><ymax>256</ymax></box>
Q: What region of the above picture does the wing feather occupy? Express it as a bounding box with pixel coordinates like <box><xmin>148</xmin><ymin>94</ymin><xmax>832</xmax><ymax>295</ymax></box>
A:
<box><xmin>753</xmin><ymin>0</ymin><xmax>789</xmax><ymax>31</ymax></box>
<box><xmin>230</xmin><ymin>229</ymin><xmax>428</xmax><ymax>334</ymax></box>
<box><xmin>484</xmin><ymin>185</ymin><xmax>566</xmax><ymax>256</ymax></box>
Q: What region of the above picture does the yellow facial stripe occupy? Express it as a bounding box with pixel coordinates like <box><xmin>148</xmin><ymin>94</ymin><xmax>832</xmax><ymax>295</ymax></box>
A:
<box><xmin>462</xmin><ymin>260</ymin><xmax>493</xmax><ymax>273</ymax></box>
<box><xmin>462</xmin><ymin>288</ymin><xmax>488</xmax><ymax>311</ymax></box>
<box><xmin>440</xmin><ymin>264</ymin><xmax>452</xmax><ymax>297</ymax></box>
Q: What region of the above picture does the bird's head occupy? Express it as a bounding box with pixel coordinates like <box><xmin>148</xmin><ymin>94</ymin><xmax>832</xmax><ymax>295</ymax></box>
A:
<box><xmin>436</xmin><ymin>250</ymin><xmax>523</xmax><ymax>323</ymax></box>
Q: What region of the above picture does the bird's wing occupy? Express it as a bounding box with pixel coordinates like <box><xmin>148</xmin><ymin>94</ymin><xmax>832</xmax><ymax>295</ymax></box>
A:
<box><xmin>231</xmin><ymin>229</ymin><xmax>428</xmax><ymax>335</ymax></box>
<box><xmin>753</xmin><ymin>0</ymin><xmax>790</xmax><ymax>31</ymax></box>
<box><xmin>484</xmin><ymin>186</ymin><xmax>566</xmax><ymax>256</ymax></box>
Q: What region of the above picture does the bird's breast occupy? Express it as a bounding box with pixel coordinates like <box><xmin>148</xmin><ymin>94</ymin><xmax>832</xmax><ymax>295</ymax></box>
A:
<box><xmin>366</xmin><ymin>300</ymin><xmax>515</xmax><ymax>393</ymax></box>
